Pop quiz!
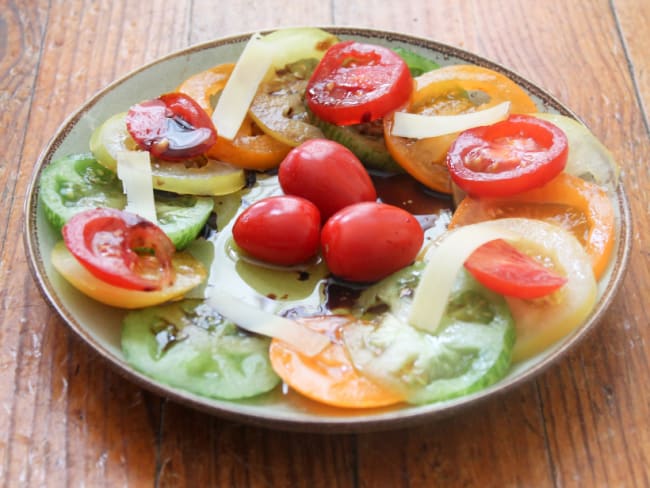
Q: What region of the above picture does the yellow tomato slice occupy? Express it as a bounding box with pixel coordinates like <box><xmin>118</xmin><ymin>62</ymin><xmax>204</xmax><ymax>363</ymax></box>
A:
<box><xmin>51</xmin><ymin>241</ymin><xmax>206</xmax><ymax>309</ymax></box>
<box><xmin>177</xmin><ymin>64</ymin><xmax>291</xmax><ymax>170</ymax></box>
<box><xmin>384</xmin><ymin>65</ymin><xmax>539</xmax><ymax>193</ymax></box>
<box><xmin>269</xmin><ymin>315</ymin><xmax>405</xmax><ymax>408</ymax></box>
<box><xmin>450</xmin><ymin>172</ymin><xmax>616</xmax><ymax>280</ymax></box>
<box><xmin>478</xmin><ymin>219</ymin><xmax>598</xmax><ymax>362</ymax></box>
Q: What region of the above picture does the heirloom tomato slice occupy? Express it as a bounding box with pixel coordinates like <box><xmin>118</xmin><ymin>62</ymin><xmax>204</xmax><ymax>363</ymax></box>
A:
<box><xmin>306</xmin><ymin>41</ymin><xmax>413</xmax><ymax>126</ymax></box>
<box><xmin>62</xmin><ymin>208</ymin><xmax>176</xmax><ymax>291</ymax></box>
<box><xmin>450</xmin><ymin>172</ymin><xmax>616</xmax><ymax>280</ymax></box>
<box><xmin>269</xmin><ymin>315</ymin><xmax>404</xmax><ymax>408</ymax></box>
<box><xmin>126</xmin><ymin>92</ymin><xmax>217</xmax><ymax>161</ymax></box>
<box><xmin>446</xmin><ymin>114</ymin><xmax>569</xmax><ymax>197</ymax></box>
<box><xmin>384</xmin><ymin>65</ymin><xmax>538</xmax><ymax>193</ymax></box>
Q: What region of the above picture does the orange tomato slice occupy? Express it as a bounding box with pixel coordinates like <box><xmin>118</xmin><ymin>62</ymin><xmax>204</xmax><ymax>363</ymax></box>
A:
<box><xmin>269</xmin><ymin>315</ymin><xmax>405</xmax><ymax>408</ymax></box>
<box><xmin>384</xmin><ymin>65</ymin><xmax>539</xmax><ymax>194</ymax></box>
<box><xmin>450</xmin><ymin>172</ymin><xmax>616</xmax><ymax>279</ymax></box>
<box><xmin>176</xmin><ymin>64</ymin><xmax>291</xmax><ymax>170</ymax></box>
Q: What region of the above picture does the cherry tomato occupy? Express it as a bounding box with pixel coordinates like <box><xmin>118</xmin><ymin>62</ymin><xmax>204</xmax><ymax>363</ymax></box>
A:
<box><xmin>278</xmin><ymin>139</ymin><xmax>377</xmax><ymax>221</ymax></box>
<box><xmin>126</xmin><ymin>92</ymin><xmax>217</xmax><ymax>161</ymax></box>
<box><xmin>269</xmin><ymin>315</ymin><xmax>404</xmax><ymax>408</ymax></box>
<box><xmin>306</xmin><ymin>41</ymin><xmax>413</xmax><ymax>126</ymax></box>
<box><xmin>62</xmin><ymin>208</ymin><xmax>176</xmax><ymax>291</ymax></box>
<box><xmin>232</xmin><ymin>196</ymin><xmax>321</xmax><ymax>266</ymax></box>
<box><xmin>464</xmin><ymin>238</ymin><xmax>568</xmax><ymax>299</ymax></box>
<box><xmin>446</xmin><ymin>114</ymin><xmax>568</xmax><ymax>197</ymax></box>
<box><xmin>321</xmin><ymin>202</ymin><xmax>423</xmax><ymax>282</ymax></box>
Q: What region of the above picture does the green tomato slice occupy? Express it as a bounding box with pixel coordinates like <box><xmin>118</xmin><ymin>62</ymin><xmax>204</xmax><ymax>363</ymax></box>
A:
<box><xmin>90</xmin><ymin>112</ymin><xmax>246</xmax><ymax>196</ymax></box>
<box><xmin>534</xmin><ymin>113</ymin><xmax>620</xmax><ymax>192</ymax></box>
<box><xmin>345</xmin><ymin>266</ymin><xmax>515</xmax><ymax>404</ymax></box>
<box><xmin>38</xmin><ymin>153</ymin><xmax>214</xmax><ymax>249</ymax></box>
<box><xmin>121</xmin><ymin>299</ymin><xmax>280</xmax><ymax>400</ymax></box>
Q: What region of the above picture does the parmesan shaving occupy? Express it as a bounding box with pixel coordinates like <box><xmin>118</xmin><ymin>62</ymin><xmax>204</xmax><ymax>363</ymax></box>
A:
<box><xmin>391</xmin><ymin>101</ymin><xmax>511</xmax><ymax>139</ymax></box>
<box><xmin>409</xmin><ymin>223</ymin><xmax>519</xmax><ymax>333</ymax></box>
<box><xmin>211</xmin><ymin>33</ymin><xmax>273</xmax><ymax>140</ymax></box>
<box><xmin>116</xmin><ymin>150</ymin><xmax>157</xmax><ymax>223</ymax></box>
<box><xmin>205</xmin><ymin>289</ymin><xmax>330</xmax><ymax>357</ymax></box>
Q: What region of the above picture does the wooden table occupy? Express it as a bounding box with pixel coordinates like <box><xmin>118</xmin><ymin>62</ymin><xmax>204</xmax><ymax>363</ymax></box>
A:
<box><xmin>2</xmin><ymin>0</ymin><xmax>649</xmax><ymax>486</ymax></box>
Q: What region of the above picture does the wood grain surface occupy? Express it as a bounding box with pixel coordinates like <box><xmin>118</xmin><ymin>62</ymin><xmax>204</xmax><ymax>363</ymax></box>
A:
<box><xmin>2</xmin><ymin>0</ymin><xmax>649</xmax><ymax>486</ymax></box>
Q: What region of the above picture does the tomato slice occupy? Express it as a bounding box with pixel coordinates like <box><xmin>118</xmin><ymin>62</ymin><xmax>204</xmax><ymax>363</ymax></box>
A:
<box><xmin>126</xmin><ymin>92</ymin><xmax>217</xmax><ymax>161</ymax></box>
<box><xmin>464</xmin><ymin>238</ymin><xmax>568</xmax><ymax>299</ymax></box>
<box><xmin>176</xmin><ymin>63</ymin><xmax>292</xmax><ymax>170</ymax></box>
<box><xmin>450</xmin><ymin>172</ymin><xmax>616</xmax><ymax>280</ymax></box>
<box><xmin>384</xmin><ymin>65</ymin><xmax>539</xmax><ymax>193</ymax></box>
<box><xmin>62</xmin><ymin>208</ymin><xmax>176</xmax><ymax>291</ymax></box>
<box><xmin>306</xmin><ymin>41</ymin><xmax>413</xmax><ymax>126</ymax></box>
<box><xmin>51</xmin><ymin>242</ymin><xmax>205</xmax><ymax>309</ymax></box>
<box><xmin>446</xmin><ymin>114</ymin><xmax>568</xmax><ymax>197</ymax></box>
<box><xmin>269</xmin><ymin>315</ymin><xmax>404</xmax><ymax>408</ymax></box>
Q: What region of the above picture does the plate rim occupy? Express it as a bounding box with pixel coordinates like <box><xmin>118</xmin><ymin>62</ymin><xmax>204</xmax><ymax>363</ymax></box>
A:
<box><xmin>22</xmin><ymin>26</ymin><xmax>633</xmax><ymax>433</ymax></box>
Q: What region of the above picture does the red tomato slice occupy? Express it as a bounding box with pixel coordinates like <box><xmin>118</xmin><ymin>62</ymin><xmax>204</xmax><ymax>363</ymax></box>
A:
<box><xmin>306</xmin><ymin>41</ymin><xmax>413</xmax><ymax>126</ymax></box>
<box><xmin>126</xmin><ymin>92</ymin><xmax>217</xmax><ymax>161</ymax></box>
<box><xmin>446</xmin><ymin>114</ymin><xmax>568</xmax><ymax>197</ymax></box>
<box><xmin>62</xmin><ymin>208</ymin><xmax>176</xmax><ymax>291</ymax></box>
<box><xmin>464</xmin><ymin>239</ymin><xmax>568</xmax><ymax>299</ymax></box>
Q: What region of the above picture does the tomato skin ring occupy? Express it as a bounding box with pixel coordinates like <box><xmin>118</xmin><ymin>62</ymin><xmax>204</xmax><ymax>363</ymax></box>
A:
<box><xmin>446</xmin><ymin>114</ymin><xmax>569</xmax><ymax>198</ymax></box>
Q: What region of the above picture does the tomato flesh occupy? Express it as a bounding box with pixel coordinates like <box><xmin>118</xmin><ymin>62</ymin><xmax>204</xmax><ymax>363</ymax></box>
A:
<box><xmin>321</xmin><ymin>202</ymin><xmax>423</xmax><ymax>282</ymax></box>
<box><xmin>465</xmin><ymin>239</ymin><xmax>568</xmax><ymax>299</ymax></box>
<box><xmin>62</xmin><ymin>208</ymin><xmax>176</xmax><ymax>291</ymax></box>
<box><xmin>306</xmin><ymin>41</ymin><xmax>413</xmax><ymax>126</ymax></box>
<box><xmin>232</xmin><ymin>196</ymin><xmax>321</xmax><ymax>266</ymax></box>
<box><xmin>279</xmin><ymin>139</ymin><xmax>377</xmax><ymax>221</ymax></box>
<box><xmin>126</xmin><ymin>92</ymin><xmax>217</xmax><ymax>161</ymax></box>
<box><xmin>446</xmin><ymin>114</ymin><xmax>568</xmax><ymax>197</ymax></box>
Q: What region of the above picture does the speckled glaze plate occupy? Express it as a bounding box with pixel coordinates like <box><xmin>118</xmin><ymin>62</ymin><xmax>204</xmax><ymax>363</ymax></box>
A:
<box><xmin>23</xmin><ymin>27</ymin><xmax>631</xmax><ymax>433</ymax></box>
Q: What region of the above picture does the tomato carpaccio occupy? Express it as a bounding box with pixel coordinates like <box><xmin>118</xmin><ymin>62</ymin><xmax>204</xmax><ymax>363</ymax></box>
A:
<box><xmin>321</xmin><ymin>202</ymin><xmax>424</xmax><ymax>282</ymax></box>
<box><xmin>279</xmin><ymin>139</ymin><xmax>377</xmax><ymax>221</ymax></box>
<box><xmin>232</xmin><ymin>195</ymin><xmax>321</xmax><ymax>266</ymax></box>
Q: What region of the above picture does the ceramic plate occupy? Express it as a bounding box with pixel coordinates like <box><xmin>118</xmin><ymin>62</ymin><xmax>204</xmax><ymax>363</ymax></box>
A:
<box><xmin>23</xmin><ymin>27</ymin><xmax>631</xmax><ymax>433</ymax></box>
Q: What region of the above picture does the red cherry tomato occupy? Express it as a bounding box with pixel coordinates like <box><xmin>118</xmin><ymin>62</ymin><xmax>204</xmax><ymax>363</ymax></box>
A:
<box><xmin>306</xmin><ymin>41</ymin><xmax>413</xmax><ymax>126</ymax></box>
<box><xmin>321</xmin><ymin>202</ymin><xmax>424</xmax><ymax>282</ymax></box>
<box><xmin>232</xmin><ymin>196</ymin><xmax>321</xmax><ymax>266</ymax></box>
<box><xmin>278</xmin><ymin>139</ymin><xmax>377</xmax><ymax>221</ymax></box>
<box><xmin>62</xmin><ymin>208</ymin><xmax>176</xmax><ymax>291</ymax></box>
<box><xmin>446</xmin><ymin>114</ymin><xmax>568</xmax><ymax>197</ymax></box>
<box><xmin>464</xmin><ymin>239</ymin><xmax>568</xmax><ymax>299</ymax></box>
<box><xmin>126</xmin><ymin>92</ymin><xmax>217</xmax><ymax>161</ymax></box>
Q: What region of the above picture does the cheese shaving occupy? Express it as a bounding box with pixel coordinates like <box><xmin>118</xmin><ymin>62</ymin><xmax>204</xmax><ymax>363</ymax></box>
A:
<box><xmin>116</xmin><ymin>150</ymin><xmax>157</xmax><ymax>223</ymax></box>
<box><xmin>205</xmin><ymin>289</ymin><xmax>330</xmax><ymax>357</ymax></box>
<box><xmin>391</xmin><ymin>101</ymin><xmax>511</xmax><ymax>139</ymax></box>
<box><xmin>211</xmin><ymin>33</ymin><xmax>273</xmax><ymax>140</ymax></box>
